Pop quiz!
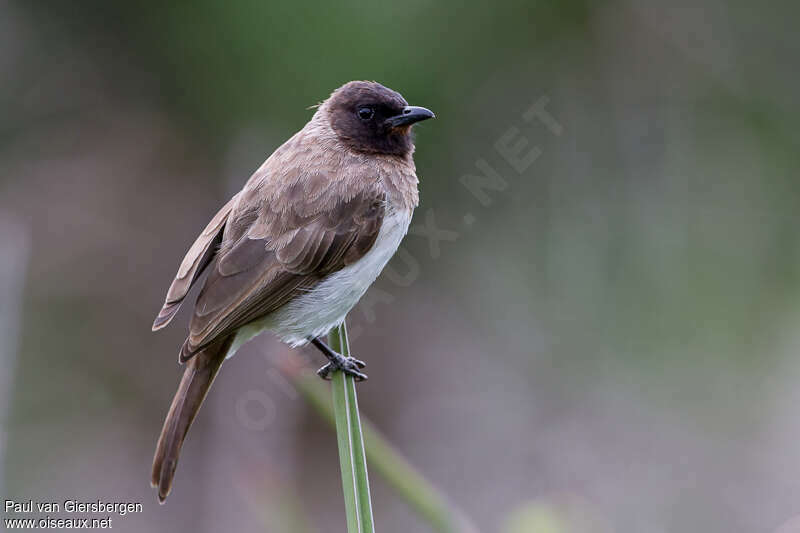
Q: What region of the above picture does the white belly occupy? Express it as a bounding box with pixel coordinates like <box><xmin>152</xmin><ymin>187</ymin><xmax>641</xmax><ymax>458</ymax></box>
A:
<box><xmin>228</xmin><ymin>207</ymin><xmax>412</xmax><ymax>356</ymax></box>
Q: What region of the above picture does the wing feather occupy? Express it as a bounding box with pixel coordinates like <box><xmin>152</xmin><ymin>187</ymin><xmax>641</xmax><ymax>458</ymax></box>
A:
<box><xmin>178</xmin><ymin>186</ymin><xmax>385</xmax><ymax>362</ymax></box>
<box><xmin>152</xmin><ymin>195</ymin><xmax>238</xmax><ymax>331</ymax></box>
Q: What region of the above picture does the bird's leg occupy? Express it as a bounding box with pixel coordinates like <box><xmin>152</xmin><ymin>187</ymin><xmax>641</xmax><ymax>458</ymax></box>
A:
<box><xmin>309</xmin><ymin>337</ymin><xmax>367</xmax><ymax>381</ymax></box>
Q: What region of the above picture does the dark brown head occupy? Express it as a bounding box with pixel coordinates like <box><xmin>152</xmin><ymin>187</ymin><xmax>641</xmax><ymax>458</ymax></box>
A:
<box><xmin>325</xmin><ymin>81</ymin><xmax>434</xmax><ymax>157</ymax></box>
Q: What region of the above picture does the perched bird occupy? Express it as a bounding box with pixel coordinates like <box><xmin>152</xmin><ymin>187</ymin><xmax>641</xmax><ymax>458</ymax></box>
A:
<box><xmin>150</xmin><ymin>81</ymin><xmax>434</xmax><ymax>502</ymax></box>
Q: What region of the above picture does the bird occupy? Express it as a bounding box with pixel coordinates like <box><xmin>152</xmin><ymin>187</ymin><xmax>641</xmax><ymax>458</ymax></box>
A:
<box><xmin>149</xmin><ymin>81</ymin><xmax>434</xmax><ymax>502</ymax></box>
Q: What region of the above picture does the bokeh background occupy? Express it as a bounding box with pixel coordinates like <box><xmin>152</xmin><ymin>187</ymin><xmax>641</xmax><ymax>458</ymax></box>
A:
<box><xmin>2</xmin><ymin>1</ymin><xmax>800</xmax><ymax>532</ymax></box>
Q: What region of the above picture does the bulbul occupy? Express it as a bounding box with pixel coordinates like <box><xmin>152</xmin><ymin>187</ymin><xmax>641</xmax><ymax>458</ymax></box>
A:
<box><xmin>149</xmin><ymin>81</ymin><xmax>434</xmax><ymax>502</ymax></box>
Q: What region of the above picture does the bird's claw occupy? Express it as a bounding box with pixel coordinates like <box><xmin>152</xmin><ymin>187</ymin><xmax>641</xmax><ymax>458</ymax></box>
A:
<box><xmin>317</xmin><ymin>356</ymin><xmax>367</xmax><ymax>381</ymax></box>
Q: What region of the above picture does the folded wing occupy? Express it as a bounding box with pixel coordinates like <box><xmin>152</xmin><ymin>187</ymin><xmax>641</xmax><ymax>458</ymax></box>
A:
<box><xmin>179</xmin><ymin>177</ymin><xmax>385</xmax><ymax>362</ymax></box>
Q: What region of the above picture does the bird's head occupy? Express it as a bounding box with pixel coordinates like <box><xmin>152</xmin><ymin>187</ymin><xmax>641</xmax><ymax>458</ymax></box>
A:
<box><xmin>323</xmin><ymin>81</ymin><xmax>434</xmax><ymax>157</ymax></box>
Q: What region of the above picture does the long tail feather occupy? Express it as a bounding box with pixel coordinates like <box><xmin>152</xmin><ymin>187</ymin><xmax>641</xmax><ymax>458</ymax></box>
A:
<box><xmin>150</xmin><ymin>337</ymin><xmax>231</xmax><ymax>503</ymax></box>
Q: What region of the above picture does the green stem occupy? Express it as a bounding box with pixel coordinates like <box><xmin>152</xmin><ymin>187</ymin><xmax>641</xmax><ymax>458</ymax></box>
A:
<box><xmin>287</xmin><ymin>343</ymin><xmax>478</xmax><ymax>533</ymax></box>
<box><xmin>329</xmin><ymin>322</ymin><xmax>375</xmax><ymax>533</ymax></box>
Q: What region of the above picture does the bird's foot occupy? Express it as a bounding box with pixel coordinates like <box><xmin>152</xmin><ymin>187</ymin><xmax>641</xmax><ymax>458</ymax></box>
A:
<box><xmin>316</xmin><ymin>353</ymin><xmax>367</xmax><ymax>381</ymax></box>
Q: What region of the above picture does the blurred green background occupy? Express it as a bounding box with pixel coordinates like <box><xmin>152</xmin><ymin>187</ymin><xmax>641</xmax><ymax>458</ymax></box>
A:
<box><xmin>2</xmin><ymin>1</ymin><xmax>800</xmax><ymax>532</ymax></box>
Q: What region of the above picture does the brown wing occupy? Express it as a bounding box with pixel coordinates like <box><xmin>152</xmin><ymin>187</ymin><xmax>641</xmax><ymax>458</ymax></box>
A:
<box><xmin>152</xmin><ymin>195</ymin><xmax>238</xmax><ymax>331</ymax></box>
<box><xmin>178</xmin><ymin>184</ymin><xmax>385</xmax><ymax>362</ymax></box>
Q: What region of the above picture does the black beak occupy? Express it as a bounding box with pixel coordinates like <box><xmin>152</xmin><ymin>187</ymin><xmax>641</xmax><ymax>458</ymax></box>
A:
<box><xmin>386</xmin><ymin>106</ymin><xmax>435</xmax><ymax>128</ymax></box>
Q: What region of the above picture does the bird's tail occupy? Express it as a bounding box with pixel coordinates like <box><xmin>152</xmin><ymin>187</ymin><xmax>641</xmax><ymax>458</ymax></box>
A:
<box><xmin>150</xmin><ymin>337</ymin><xmax>231</xmax><ymax>503</ymax></box>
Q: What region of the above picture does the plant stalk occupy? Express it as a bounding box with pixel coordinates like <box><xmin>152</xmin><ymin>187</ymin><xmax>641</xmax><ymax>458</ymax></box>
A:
<box><xmin>329</xmin><ymin>322</ymin><xmax>375</xmax><ymax>533</ymax></box>
<box><xmin>284</xmin><ymin>343</ymin><xmax>479</xmax><ymax>533</ymax></box>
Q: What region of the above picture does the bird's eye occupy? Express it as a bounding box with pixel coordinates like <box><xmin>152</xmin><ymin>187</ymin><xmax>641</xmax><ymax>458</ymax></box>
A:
<box><xmin>357</xmin><ymin>107</ymin><xmax>374</xmax><ymax>121</ymax></box>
